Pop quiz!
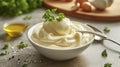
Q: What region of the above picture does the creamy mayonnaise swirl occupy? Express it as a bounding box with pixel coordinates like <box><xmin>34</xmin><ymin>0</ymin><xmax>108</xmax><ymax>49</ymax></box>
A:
<box><xmin>31</xmin><ymin>18</ymin><xmax>93</xmax><ymax>48</ymax></box>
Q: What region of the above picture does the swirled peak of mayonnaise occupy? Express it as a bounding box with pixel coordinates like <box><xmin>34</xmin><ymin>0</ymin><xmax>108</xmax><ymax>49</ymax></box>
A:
<box><xmin>31</xmin><ymin>18</ymin><xmax>93</xmax><ymax>48</ymax></box>
<box><xmin>43</xmin><ymin>18</ymin><xmax>72</xmax><ymax>35</ymax></box>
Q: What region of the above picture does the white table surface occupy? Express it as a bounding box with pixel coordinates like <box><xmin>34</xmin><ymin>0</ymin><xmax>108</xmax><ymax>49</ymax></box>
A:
<box><xmin>0</xmin><ymin>8</ymin><xmax>120</xmax><ymax>67</ymax></box>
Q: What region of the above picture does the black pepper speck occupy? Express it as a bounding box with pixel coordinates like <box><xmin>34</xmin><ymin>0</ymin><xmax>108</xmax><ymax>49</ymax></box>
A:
<box><xmin>8</xmin><ymin>56</ymin><xmax>15</xmax><ymax>60</ymax></box>
<box><xmin>18</xmin><ymin>58</ymin><xmax>20</xmax><ymax>61</ymax></box>
<box><xmin>12</xmin><ymin>56</ymin><xmax>14</xmax><ymax>59</ymax></box>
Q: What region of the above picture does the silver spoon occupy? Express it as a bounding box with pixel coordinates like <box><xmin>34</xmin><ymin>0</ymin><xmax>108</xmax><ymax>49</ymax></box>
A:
<box><xmin>87</xmin><ymin>24</ymin><xmax>106</xmax><ymax>41</ymax></box>
<box><xmin>78</xmin><ymin>24</ymin><xmax>120</xmax><ymax>46</ymax></box>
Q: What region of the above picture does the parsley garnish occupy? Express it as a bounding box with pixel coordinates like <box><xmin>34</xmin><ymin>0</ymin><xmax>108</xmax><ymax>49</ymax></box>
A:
<box><xmin>102</xmin><ymin>49</ymin><xmax>108</xmax><ymax>57</ymax></box>
<box><xmin>0</xmin><ymin>51</ymin><xmax>8</xmax><ymax>56</ymax></box>
<box><xmin>104</xmin><ymin>63</ymin><xmax>112</xmax><ymax>67</ymax></box>
<box><xmin>42</xmin><ymin>9</ymin><xmax>65</xmax><ymax>22</ymax></box>
<box><xmin>104</xmin><ymin>27</ymin><xmax>110</xmax><ymax>33</ymax></box>
<box><xmin>18</xmin><ymin>41</ymin><xmax>28</xmax><ymax>49</ymax></box>
<box><xmin>2</xmin><ymin>44</ymin><xmax>8</xmax><ymax>50</ymax></box>
<box><xmin>57</xmin><ymin>13</ymin><xmax>65</xmax><ymax>21</ymax></box>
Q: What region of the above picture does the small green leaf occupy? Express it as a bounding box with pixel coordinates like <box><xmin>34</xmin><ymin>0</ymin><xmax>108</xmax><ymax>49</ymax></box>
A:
<box><xmin>22</xmin><ymin>64</ymin><xmax>27</xmax><ymax>67</ymax></box>
<box><xmin>104</xmin><ymin>27</ymin><xmax>110</xmax><ymax>33</ymax></box>
<box><xmin>18</xmin><ymin>41</ymin><xmax>28</xmax><ymax>49</ymax></box>
<box><xmin>57</xmin><ymin>13</ymin><xmax>65</xmax><ymax>21</ymax></box>
<box><xmin>102</xmin><ymin>49</ymin><xmax>108</xmax><ymax>57</ymax></box>
<box><xmin>2</xmin><ymin>44</ymin><xmax>8</xmax><ymax>50</ymax></box>
<box><xmin>104</xmin><ymin>63</ymin><xmax>112</xmax><ymax>67</ymax></box>
<box><xmin>0</xmin><ymin>51</ymin><xmax>8</xmax><ymax>56</ymax></box>
<box><xmin>51</xmin><ymin>8</ymin><xmax>57</xmax><ymax>13</ymax></box>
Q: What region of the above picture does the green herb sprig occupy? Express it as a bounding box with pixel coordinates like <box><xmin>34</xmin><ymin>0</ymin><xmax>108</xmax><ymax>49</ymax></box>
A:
<box><xmin>57</xmin><ymin>13</ymin><xmax>65</xmax><ymax>21</ymax></box>
<box><xmin>42</xmin><ymin>9</ymin><xmax>65</xmax><ymax>22</ymax></box>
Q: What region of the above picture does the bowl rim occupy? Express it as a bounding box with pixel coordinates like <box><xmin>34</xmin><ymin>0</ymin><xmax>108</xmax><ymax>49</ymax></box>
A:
<box><xmin>3</xmin><ymin>21</ymin><xmax>28</xmax><ymax>27</ymax></box>
<box><xmin>27</xmin><ymin>22</ymin><xmax>95</xmax><ymax>50</ymax></box>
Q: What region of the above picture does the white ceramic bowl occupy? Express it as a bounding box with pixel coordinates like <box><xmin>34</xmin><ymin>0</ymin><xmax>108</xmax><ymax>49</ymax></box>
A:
<box><xmin>28</xmin><ymin>23</ymin><xmax>94</xmax><ymax>61</ymax></box>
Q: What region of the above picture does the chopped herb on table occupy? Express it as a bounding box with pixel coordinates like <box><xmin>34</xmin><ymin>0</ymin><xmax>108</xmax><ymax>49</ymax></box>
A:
<box><xmin>22</xmin><ymin>64</ymin><xmax>27</xmax><ymax>67</ymax></box>
<box><xmin>0</xmin><ymin>51</ymin><xmax>8</xmax><ymax>56</ymax></box>
<box><xmin>102</xmin><ymin>49</ymin><xmax>108</xmax><ymax>57</ymax></box>
<box><xmin>2</xmin><ymin>44</ymin><xmax>8</xmax><ymax>50</ymax></box>
<box><xmin>18</xmin><ymin>41</ymin><xmax>28</xmax><ymax>49</ymax></box>
<box><xmin>104</xmin><ymin>63</ymin><xmax>112</xmax><ymax>67</ymax></box>
<box><xmin>104</xmin><ymin>27</ymin><xmax>110</xmax><ymax>33</ymax></box>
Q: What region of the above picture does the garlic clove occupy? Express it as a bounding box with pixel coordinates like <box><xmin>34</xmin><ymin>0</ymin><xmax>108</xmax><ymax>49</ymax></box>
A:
<box><xmin>90</xmin><ymin>0</ymin><xmax>108</xmax><ymax>10</ymax></box>
<box><xmin>106</xmin><ymin>0</ymin><xmax>114</xmax><ymax>7</ymax></box>
<box><xmin>89</xmin><ymin>0</ymin><xmax>113</xmax><ymax>10</ymax></box>
<box><xmin>81</xmin><ymin>2</ymin><xmax>93</xmax><ymax>12</ymax></box>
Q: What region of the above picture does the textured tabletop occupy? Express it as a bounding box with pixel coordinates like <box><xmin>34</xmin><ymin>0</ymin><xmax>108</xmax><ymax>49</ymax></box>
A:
<box><xmin>0</xmin><ymin>8</ymin><xmax>120</xmax><ymax>67</ymax></box>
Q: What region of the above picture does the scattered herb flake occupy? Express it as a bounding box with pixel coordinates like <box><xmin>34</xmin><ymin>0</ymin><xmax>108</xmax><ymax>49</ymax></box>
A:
<box><xmin>104</xmin><ymin>63</ymin><xmax>112</xmax><ymax>67</ymax></box>
<box><xmin>2</xmin><ymin>44</ymin><xmax>8</xmax><ymax>50</ymax></box>
<box><xmin>18</xmin><ymin>41</ymin><xmax>28</xmax><ymax>49</ymax></box>
<box><xmin>0</xmin><ymin>51</ymin><xmax>8</xmax><ymax>56</ymax></box>
<box><xmin>104</xmin><ymin>27</ymin><xmax>110</xmax><ymax>33</ymax></box>
<box><xmin>22</xmin><ymin>64</ymin><xmax>27</xmax><ymax>67</ymax></box>
<box><xmin>23</xmin><ymin>15</ymin><xmax>32</xmax><ymax>20</ymax></box>
<box><xmin>102</xmin><ymin>49</ymin><xmax>108</xmax><ymax>57</ymax></box>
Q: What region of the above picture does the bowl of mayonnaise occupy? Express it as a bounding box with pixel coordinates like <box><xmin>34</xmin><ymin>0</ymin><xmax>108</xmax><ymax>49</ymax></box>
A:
<box><xmin>28</xmin><ymin>18</ymin><xmax>94</xmax><ymax>60</ymax></box>
<box><xmin>28</xmin><ymin>9</ymin><xmax>94</xmax><ymax>60</ymax></box>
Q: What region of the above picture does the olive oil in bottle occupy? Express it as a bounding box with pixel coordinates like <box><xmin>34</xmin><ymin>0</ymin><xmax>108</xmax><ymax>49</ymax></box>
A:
<box><xmin>3</xmin><ymin>23</ymin><xmax>27</xmax><ymax>37</ymax></box>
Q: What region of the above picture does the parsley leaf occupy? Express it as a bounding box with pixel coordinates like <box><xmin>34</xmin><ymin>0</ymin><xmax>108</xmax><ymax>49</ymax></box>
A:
<box><xmin>57</xmin><ymin>13</ymin><xmax>65</xmax><ymax>21</ymax></box>
<box><xmin>104</xmin><ymin>27</ymin><xmax>110</xmax><ymax>33</ymax></box>
<box><xmin>2</xmin><ymin>44</ymin><xmax>8</xmax><ymax>50</ymax></box>
<box><xmin>18</xmin><ymin>41</ymin><xmax>28</xmax><ymax>49</ymax></box>
<box><xmin>104</xmin><ymin>63</ymin><xmax>112</xmax><ymax>67</ymax></box>
<box><xmin>42</xmin><ymin>9</ymin><xmax>55</xmax><ymax>21</ymax></box>
<box><xmin>42</xmin><ymin>9</ymin><xmax>65</xmax><ymax>22</ymax></box>
<box><xmin>0</xmin><ymin>51</ymin><xmax>8</xmax><ymax>56</ymax></box>
<box><xmin>102</xmin><ymin>49</ymin><xmax>108</xmax><ymax>57</ymax></box>
<box><xmin>22</xmin><ymin>64</ymin><xmax>27</xmax><ymax>67</ymax></box>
